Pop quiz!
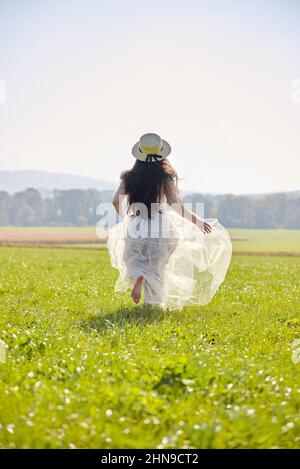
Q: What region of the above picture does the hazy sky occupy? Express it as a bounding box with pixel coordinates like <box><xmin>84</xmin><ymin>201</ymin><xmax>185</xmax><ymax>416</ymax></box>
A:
<box><xmin>0</xmin><ymin>0</ymin><xmax>299</xmax><ymax>193</ymax></box>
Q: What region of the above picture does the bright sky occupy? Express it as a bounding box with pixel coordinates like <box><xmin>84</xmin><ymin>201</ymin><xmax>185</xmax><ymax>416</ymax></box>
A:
<box><xmin>0</xmin><ymin>0</ymin><xmax>299</xmax><ymax>193</ymax></box>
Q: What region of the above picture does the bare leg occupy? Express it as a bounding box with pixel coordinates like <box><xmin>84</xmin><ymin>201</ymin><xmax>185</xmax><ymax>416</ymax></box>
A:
<box><xmin>131</xmin><ymin>276</ymin><xmax>144</xmax><ymax>304</ymax></box>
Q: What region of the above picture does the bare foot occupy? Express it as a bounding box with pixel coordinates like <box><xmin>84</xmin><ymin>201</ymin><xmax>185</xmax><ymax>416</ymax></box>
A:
<box><xmin>131</xmin><ymin>276</ymin><xmax>143</xmax><ymax>304</ymax></box>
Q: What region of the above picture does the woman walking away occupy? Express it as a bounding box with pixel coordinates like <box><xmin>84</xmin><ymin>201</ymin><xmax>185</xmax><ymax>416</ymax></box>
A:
<box><xmin>107</xmin><ymin>133</ymin><xmax>232</xmax><ymax>311</ymax></box>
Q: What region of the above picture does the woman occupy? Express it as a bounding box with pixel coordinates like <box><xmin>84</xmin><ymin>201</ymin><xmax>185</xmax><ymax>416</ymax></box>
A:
<box><xmin>107</xmin><ymin>133</ymin><xmax>232</xmax><ymax>310</ymax></box>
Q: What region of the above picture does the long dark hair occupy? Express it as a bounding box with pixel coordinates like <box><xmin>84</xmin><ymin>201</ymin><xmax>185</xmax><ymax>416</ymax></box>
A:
<box><xmin>121</xmin><ymin>158</ymin><xmax>179</xmax><ymax>217</ymax></box>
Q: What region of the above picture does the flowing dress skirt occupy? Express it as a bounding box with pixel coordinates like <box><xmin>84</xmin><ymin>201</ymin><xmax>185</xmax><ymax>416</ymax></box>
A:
<box><xmin>107</xmin><ymin>204</ymin><xmax>232</xmax><ymax>310</ymax></box>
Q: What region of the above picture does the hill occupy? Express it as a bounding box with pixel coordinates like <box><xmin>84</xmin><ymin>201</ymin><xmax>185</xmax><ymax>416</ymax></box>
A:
<box><xmin>0</xmin><ymin>170</ymin><xmax>117</xmax><ymax>193</ymax></box>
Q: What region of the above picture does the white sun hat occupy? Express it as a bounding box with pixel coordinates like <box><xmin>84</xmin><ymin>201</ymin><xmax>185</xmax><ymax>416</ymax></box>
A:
<box><xmin>132</xmin><ymin>133</ymin><xmax>171</xmax><ymax>162</ymax></box>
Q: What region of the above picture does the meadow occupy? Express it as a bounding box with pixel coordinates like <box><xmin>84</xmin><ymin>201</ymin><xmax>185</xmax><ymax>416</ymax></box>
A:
<box><xmin>0</xmin><ymin>230</ymin><xmax>300</xmax><ymax>448</ymax></box>
<box><xmin>1</xmin><ymin>227</ymin><xmax>300</xmax><ymax>253</ymax></box>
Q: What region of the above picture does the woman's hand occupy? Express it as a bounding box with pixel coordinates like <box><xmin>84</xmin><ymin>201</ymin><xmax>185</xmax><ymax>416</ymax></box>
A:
<box><xmin>203</xmin><ymin>221</ymin><xmax>212</xmax><ymax>234</ymax></box>
<box><xmin>192</xmin><ymin>213</ymin><xmax>212</xmax><ymax>234</ymax></box>
<box><xmin>197</xmin><ymin>220</ymin><xmax>212</xmax><ymax>234</ymax></box>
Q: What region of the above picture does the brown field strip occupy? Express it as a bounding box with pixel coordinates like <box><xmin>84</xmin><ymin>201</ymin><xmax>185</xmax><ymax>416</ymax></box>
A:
<box><xmin>233</xmin><ymin>250</ymin><xmax>300</xmax><ymax>257</ymax></box>
<box><xmin>0</xmin><ymin>228</ymin><xmax>102</xmax><ymax>244</ymax></box>
<box><xmin>0</xmin><ymin>230</ymin><xmax>242</xmax><ymax>245</ymax></box>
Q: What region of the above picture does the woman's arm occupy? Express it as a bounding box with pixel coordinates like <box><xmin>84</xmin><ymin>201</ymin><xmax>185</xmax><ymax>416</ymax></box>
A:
<box><xmin>112</xmin><ymin>179</ymin><xmax>127</xmax><ymax>218</ymax></box>
<box><xmin>164</xmin><ymin>178</ymin><xmax>212</xmax><ymax>234</ymax></box>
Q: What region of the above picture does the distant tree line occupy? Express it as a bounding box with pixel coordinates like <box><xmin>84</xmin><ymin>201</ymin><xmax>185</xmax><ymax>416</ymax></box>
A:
<box><xmin>0</xmin><ymin>188</ymin><xmax>299</xmax><ymax>228</ymax></box>
<box><xmin>0</xmin><ymin>188</ymin><xmax>114</xmax><ymax>226</ymax></box>
<box><xmin>183</xmin><ymin>192</ymin><xmax>300</xmax><ymax>228</ymax></box>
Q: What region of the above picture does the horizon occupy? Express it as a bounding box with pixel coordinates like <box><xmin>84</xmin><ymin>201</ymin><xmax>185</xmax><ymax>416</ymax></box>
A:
<box><xmin>1</xmin><ymin>167</ymin><xmax>299</xmax><ymax>196</ymax></box>
<box><xmin>0</xmin><ymin>0</ymin><xmax>300</xmax><ymax>193</ymax></box>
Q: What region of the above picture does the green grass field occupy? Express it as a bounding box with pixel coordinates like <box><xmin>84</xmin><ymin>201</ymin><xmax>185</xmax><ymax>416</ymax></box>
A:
<box><xmin>229</xmin><ymin>229</ymin><xmax>300</xmax><ymax>253</ymax></box>
<box><xmin>0</xmin><ymin>238</ymin><xmax>300</xmax><ymax>448</ymax></box>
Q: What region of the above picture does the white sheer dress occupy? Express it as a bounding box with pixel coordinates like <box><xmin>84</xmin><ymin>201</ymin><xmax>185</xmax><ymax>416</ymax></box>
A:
<box><xmin>107</xmin><ymin>182</ymin><xmax>232</xmax><ymax>310</ymax></box>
